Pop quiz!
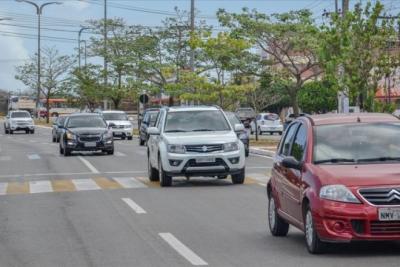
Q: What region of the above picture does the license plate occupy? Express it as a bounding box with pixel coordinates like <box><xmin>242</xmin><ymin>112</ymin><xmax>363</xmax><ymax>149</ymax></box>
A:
<box><xmin>84</xmin><ymin>142</ymin><xmax>97</xmax><ymax>147</ymax></box>
<box><xmin>196</xmin><ymin>157</ymin><xmax>215</xmax><ymax>163</ymax></box>
<box><xmin>379</xmin><ymin>207</ymin><xmax>400</xmax><ymax>221</ymax></box>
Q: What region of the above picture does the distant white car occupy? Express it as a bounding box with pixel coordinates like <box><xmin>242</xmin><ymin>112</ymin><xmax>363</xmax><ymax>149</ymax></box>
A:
<box><xmin>4</xmin><ymin>110</ymin><xmax>35</xmax><ymax>134</ymax></box>
<box><xmin>101</xmin><ymin>110</ymin><xmax>133</xmax><ymax>140</ymax></box>
<box><xmin>251</xmin><ymin>113</ymin><xmax>283</xmax><ymax>135</ymax></box>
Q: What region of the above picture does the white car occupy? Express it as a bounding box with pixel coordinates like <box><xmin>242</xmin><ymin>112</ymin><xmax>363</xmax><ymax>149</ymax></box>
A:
<box><xmin>101</xmin><ymin>110</ymin><xmax>133</xmax><ymax>140</ymax></box>
<box><xmin>4</xmin><ymin>110</ymin><xmax>35</xmax><ymax>134</ymax></box>
<box><xmin>147</xmin><ymin>106</ymin><xmax>246</xmax><ymax>187</ymax></box>
<box><xmin>251</xmin><ymin>113</ymin><xmax>283</xmax><ymax>135</ymax></box>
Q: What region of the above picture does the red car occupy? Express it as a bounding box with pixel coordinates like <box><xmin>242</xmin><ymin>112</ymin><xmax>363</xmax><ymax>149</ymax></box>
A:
<box><xmin>267</xmin><ymin>113</ymin><xmax>400</xmax><ymax>254</ymax></box>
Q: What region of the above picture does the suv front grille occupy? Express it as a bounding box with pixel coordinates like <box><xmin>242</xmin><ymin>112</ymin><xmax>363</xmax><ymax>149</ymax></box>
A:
<box><xmin>185</xmin><ymin>158</ymin><xmax>227</xmax><ymax>168</ymax></box>
<box><xmin>79</xmin><ymin>135</ymin><xmax>101</xmax><ymax>142</ymax></box>
<box><xmin>185</xmin><ymin>144</ymin><xmax>223</xmax><ymax>153</ymax></box>
<box><xmin>370</xmin><ymin>221</ymin><xmax>400</xmax><ymax>235</ymax></box>
<box><xmin>359</xmin><ymin>187</ymin><xmax>400</xmax><ymax>205</ymax></box>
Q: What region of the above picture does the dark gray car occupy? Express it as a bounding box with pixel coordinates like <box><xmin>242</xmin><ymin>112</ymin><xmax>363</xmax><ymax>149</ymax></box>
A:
<box><xmin>139</xmin><ymin>109</ymin><xmax>159</xmax><ymax>146</ymax></box>
<box><xmin>52</xmin><ymin>115</ymin><xmax>68</xmax><ymax>142</ymax></box>
<box><xmin>225</xmin><ymin>111</ymin><xmax>250</xmax><ymax>157</ymax></box>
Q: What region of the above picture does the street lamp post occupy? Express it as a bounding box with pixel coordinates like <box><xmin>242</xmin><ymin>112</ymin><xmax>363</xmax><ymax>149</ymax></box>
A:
<box><xmin>80</xmin><ymin>40</ymin><xmax>87</xmax><ymax>67</ymax></box>
<box><xmin>78</xmin><ymin>27</ymin><xmax>90</xmax><ymax>70</ymax></box>
<box><xmin>15</xmin><ymin>0</ymin><xmax>62</xmax><ymax>117</ymax></box>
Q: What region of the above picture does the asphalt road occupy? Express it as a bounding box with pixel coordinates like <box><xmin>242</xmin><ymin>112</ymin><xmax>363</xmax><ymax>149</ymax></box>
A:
<box><xmin>0</xmin><ymin>122</ymin><xmax>399</xmax><ymax>267</ymax></box>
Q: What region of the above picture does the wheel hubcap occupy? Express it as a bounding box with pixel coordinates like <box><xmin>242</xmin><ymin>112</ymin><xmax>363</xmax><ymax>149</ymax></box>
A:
<box><xmin>269</xmin><ymin>197</ymin><xmax>276</xmax><ymax>229</ymax></box>
<box><xmin>305</xmin><ymin>211</ymin><xmax>314</xmax><ymax>247</ymax></box>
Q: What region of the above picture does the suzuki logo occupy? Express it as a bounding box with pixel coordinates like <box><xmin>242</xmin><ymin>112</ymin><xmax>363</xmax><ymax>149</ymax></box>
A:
<box><xmin>202</xmin><ymin>146</ymin><xmax>208</xmax><ymax>152</ymax></box>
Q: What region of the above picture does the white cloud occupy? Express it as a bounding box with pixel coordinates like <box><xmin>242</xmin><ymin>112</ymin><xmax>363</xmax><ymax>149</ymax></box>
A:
<box><xmin>63</xmin><ymin>0</ymin><xmax>90</xmax><ymax>11</ymax></box>
<box><xmin>0</xmin><ymin>26</ymin><xmax>29</xmax><ymax>92</ymax></box>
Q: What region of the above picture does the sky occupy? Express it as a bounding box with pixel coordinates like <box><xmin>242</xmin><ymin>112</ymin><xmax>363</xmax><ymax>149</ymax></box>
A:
<box><xmin>0</xmin><ymin>0</ymin><xmax>399</xmax><ymax>93</ymax></box>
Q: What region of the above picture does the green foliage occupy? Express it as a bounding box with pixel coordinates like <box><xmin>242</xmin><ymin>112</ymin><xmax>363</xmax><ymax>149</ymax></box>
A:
<box><xmin>298</xmin><ymin>80</ymin><xmax>337</xmax><ymax>114</ymax></box>
<box><xmin>372</xmin><ymin>100</ymin><xmax>396</xmax><ymax>113</ymax></box>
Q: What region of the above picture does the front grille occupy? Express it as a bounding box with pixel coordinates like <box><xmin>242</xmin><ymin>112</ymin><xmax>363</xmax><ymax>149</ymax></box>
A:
<box><xmin>185</xmin><ymin>158</ymin><xmax>226</xmax><ymax>168</ymax></box>
<box><xmin>185</xmin><ymin>144</ymin><xmax>223</xmax><ymax>153</ymax></box>
<box><xmin>112</xmin><ymin>125</ymin><xmax>124</xmax><ymax>129</ymax></box>
<box><xmin>370</xmin><ymin>221</ymin><xmax>400</xmax><ymax>235</ymax></box>
<box><xmin>79</xmin><ymin>135</ymin><xmax>101</xmax><ymax>142</ymax></box>
<box><xmin>359</xmin><ymin>187</ymin><xmax>400</xmax><ymax>205</ymax></box>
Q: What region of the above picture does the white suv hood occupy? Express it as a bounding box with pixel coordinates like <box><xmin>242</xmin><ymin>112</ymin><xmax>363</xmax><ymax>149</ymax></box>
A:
<box><xmin>164</xmin><ymin>131</ymin><xmax>238</xmax><ymax>145</ymax></box>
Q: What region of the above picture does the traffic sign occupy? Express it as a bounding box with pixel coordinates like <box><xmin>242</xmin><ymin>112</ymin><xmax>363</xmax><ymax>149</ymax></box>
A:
<box><xmin>139</xmin><ymin>94</ymin><xmax>149</xmax><ymax>104</ymax></box>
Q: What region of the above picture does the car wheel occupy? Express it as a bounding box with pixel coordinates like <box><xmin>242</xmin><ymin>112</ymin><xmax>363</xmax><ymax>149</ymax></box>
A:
<box><xmin>59</xmin><ymin>144</ymin><xmax>64</xmax><ymax>155</ymax></box>
<box><xmin>159</xmin><ymin>156</ymin><xmax>172</xmax><ymax>187</ymax></box>
<box><xmin>9</xmin><ymin>130</ymin><xmax>13</xmax><ymax>134</ymax></box>
<box><xmin>30</xmin><ymin>130</ymin><xmax>34</xmax><ymax>134</ymax></box>
<box><xmin>52</xmin><ymin>136</ymin><xmax>56</xmax><ymax>143</ymax></box>
<box><xmin>64</xmin><ymin>147</ymin><xmax>71</xmax><ymax>157</ymax></box>
<box><xmin>26</xmin><ymin>130</ymin><xmax>29</xmax><ymax>134</ymax></box>
<box><xmin>121</xmin><ymin>136</ymin><xmax>126</xmax><ymax>140</ymax></box>
<box><xmin>268</xmin><ymin>194</ymin><xmax>289</xmax><ymax>236</ymax></box>
<box><xmin>279</xmin><ymin>131</ymin><xmax>283</xmax><ymax>136</ymax></box>
<box><xmin>139</xmin><ymin>138</ymin><xmax>145</xmax><ymax>146</ymax></box>
<box><xmin>257</xmin><ymin>127</ymin><xmax>262</xmax><ymax>136</ymax></box>
<box><xmin>304</xmin><ymin>205</ymin><xmax>326</xmax><ymax>254</ymax></box>
<box><xmin>231</xmin><ymin>168</ymin><xmax>245</xmax><ymax>184</ymax></box>
<box><xmin>127</xmin><ymin>136</ymin><xmax>133</xmax><ymax>141</ymax></box>
<box><xmin>4</xmin><ymin>126</ymin><xmax>8</xmax><ymax>134</ymax></box>
<box><xmin>107</xmin><ymin>148</ymin><xmax>114</xmax><ymax>155</ymax></box>
<box><xmin>148</xmin><ymin>154</ymin><xmax>159</xmax><ymax>181</ymax></box>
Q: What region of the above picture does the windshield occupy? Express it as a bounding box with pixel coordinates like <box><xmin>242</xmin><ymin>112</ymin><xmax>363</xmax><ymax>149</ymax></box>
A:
<box><xmin>67</xmin><ymin>116</ymin><xmax>107</xmax><ymax>128</ymax></box>
<box><xmin>226</xmin><ymin>112</ymin><xmax>241</xmax><ymax>126</ymax></box>
<box><xmin>11</xmin><ymin>112</ymin><xmax>30</xmax><ymax>118</ymax></box>
<box><xmin>314</xmin><ymin>123</ymin><xmax>400</xmax><ymax>164</ymax></box>
<box><xmin>164</xmin><ymin>110</ymin><xmax>231</xmax><ymax>132</ymax></box>
<box><xmin>102</xmin><ymin>113</ymin><xmax>128</xmax><ymax>121</ymax></box>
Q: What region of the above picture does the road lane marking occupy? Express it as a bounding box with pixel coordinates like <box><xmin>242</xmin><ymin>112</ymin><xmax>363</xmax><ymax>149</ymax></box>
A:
<box><xmin>159</xmin><ymin>233</ymin><xmax>208</xmax><ymax>266</ymax></box>
<box><xmin>72</xmin><ymin>179</ymin><xmax>101</xmax><ymax>191</ymax></box>
<box><xmin>103</xmin><ymin>170</ymin><xmax>146</xmax><ymax>174</ymax></box>
<box><xmin>0</xmin><ymin>170</ymin><xmax>147</xmax><ymax>178</ymax></box>
<box><xmin>114</xmin><ymin>151</ymin><xmax>126</xmax><ymax>157</ymax></box>
<box><xmin>29</xmin><ymin>180</ymin><xmax>53</xmax><ymax>194</ymax></box>
<box><xmin>94</xmin><ymin>177</ymin><xmax>122</xmax><ymax>189</ymax></box>
<box><xmin>0</xmin><ymin>156</ymin><xmax>11</xmax><ymax>161</ymax></box>
<box><xmin>258</xmin><ymin>183</ymin><xmax>266</xmax><ymax>187</ymax></box>
<box><xmin>250</xmin><ymin>153</ymin><xmax>273</xmax><ymax>159</ymax></box>
<box><xmin>51</xmin><ymin>180</ymin><xmax>76</xmax><ymax>192</ymax></box>
<box><xmin>78</xmin><ymin>156</ymin><xmax>100</xmax><ymax>174</ymax></box>
<box><xmin>27</xmin><ymin>154</ymin><xmax>41</xmax><ymax>160</ymax></box>
<box><xmin>7</xmin><ymin>182</ymin><xmax>29</xmax><ymax>194</ymax></box>
<box><xmin>122</xmin><ymin>198</ymin><xmax>147</xmax><ymax>214</ymax></box>
<box><xmin>113</xmin><ymin>177</ymin><xmax>147</xmax><ymax>188</ymax></box>
<box><xmin>0</xmin><ymin>183</ymin><xmax>7</xmax><ymax>195</ymax></box>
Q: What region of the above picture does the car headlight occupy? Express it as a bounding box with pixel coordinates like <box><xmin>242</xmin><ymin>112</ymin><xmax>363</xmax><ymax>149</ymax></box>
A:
<box><xmin>167</xmin><ymin>144</ymin><xmax>186</xmax><ymax>154</ymax></box>
<box><xmin>103</xmin><ymin>130</ymin><xmax>113</xmax><ymax>139</ymax></box>
<box><xmin>66</xmin><ymin>132</ymin><xmax>76</xmax><ymax>140</ymax></box>
<box><xmin>224</xmin><ymin>142</ymin><xmax>239</xmax><ymax>152</ymax></box>
<box><xmin>319</xmin><ymin>185</ymin><xmax>361</xmax><ymax>203</ymax></box>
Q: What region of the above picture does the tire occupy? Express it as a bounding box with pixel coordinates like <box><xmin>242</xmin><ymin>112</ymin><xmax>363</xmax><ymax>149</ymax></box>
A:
<box><xmin>127</xmin><ymin>136</ymin><xmax>133</xmax><ymax>141</ymax></box>
<box><xmin>9</xmin><ymin>130</ymin><xmax>13</xmax><ymax>135</ymax></box>
<box><xmin>245</xmin><ymin>149</ymin><xmax>249</xmax><ymax>157</ymax></box>
<box><xmin>139</xmin><ymin>138</ymin><xmax>145</xmax><ymax>146</ymax></box>
<box><xmin>231</xmin><ymin>168</ymin><xmax>245</xmax><ymax>184</ymax></box>
<box><xmin>107</xmin><ymin>148</ymin><xmax>114</xmax><ymax>155</ymax></box>
<box><xmin>63</xmin><ymin>147</ymin><xmax>71</xmax><ymax>156</ymax></box>
<box><xmin>159</xmin><ymin>156</ymin><xmax>172</xmax><ymax>187</ymax></box>
<box><xmin>4</xmin><ymin>126</ymin><xmax>8</xmax><ymax>134</ymax></box>
<box><xmin>121</xmin><ymin>136</ymin><xmax>126</xmax><ymax>140</ymax></box>
<box><xmin>269</xmin><ymin>132</ymin><xmax>273</xmax><ymax>135</ymax></box>
<box><xmin>148</xmin><ymin>154</ymin><xmax>159</xmax><ymax>181</ymax></box>
<box><xmin>268</xmin><ymin>194</ymin><xmax>290</xmax><ymax>237</ymax></box>
<box><xmin>52</xmin><ymin>136</ymin><xmax>56</xmax><ymax>143</ymax></box>
<box><xmin>304</xmin><ymin>205</ymin><xmax>326</xmax><ymax>254</ymax></box>
<box><xmin>59</xmin><ymin>144</ymin><xmax>64</xmax><ymax>155</ymax></box>
<box><xmin>279</xmin><ymin>131</ymin><xmax>283</xmax><ymax>136</ymax></box>
<box><xmin>30</xmin><ymin>130</ymin><xmax>34</xmax><ymax>134</ymax></box>
<box><xmin>26</xmin><ymin>130</ymin><xmax>29</xmax><ymax>134</ymax></box>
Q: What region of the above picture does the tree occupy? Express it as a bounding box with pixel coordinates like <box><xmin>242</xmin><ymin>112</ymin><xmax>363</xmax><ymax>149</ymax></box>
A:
<box><xmin>218</xmin><ymin>9</ymin><xmax>322</xmax><ymax>116</ymax></box>
<box><xmin>15</xmin><ymin>47</ymin><xmax>74</xmax><ymax>122</ymax></box>
<box><xmin>319</xmin><ymin>1</ymin><xmax>398</xmax><ymax>110</ymax></box>
<box><xmin>298</xmin><ymin>80</ymin><xmax>337</xmax><ymax>114</ymax></box>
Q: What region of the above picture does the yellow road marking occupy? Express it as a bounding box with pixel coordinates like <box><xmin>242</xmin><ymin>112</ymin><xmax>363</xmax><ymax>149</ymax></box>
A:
<box><xmin>51</xmin><ymin>180</ymin><xmax>76</xmax><ymax>192</ymax></box>
<box><xmin>244</xmin><ymin>177</ymin><xmax>258</xmax><ymax>185</ymax></box>
<box><xmin>94</xmin><ymin>177</ymin><xmax>122</xmax><ymax>189</ymax></box>
<box><xmin>137</xmin><ymin>177</ymin><xmax>160</xmax><ymax>188</ymax></box>
<box><xmin>7</xmin><ymin>182</ymin><xmax>29</xmax><ymax>194</ymax></box>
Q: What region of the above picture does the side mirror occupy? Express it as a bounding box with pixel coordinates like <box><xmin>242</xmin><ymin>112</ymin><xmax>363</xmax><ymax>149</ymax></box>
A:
<box><xmin>282</xmin><ymin>157</ymin><xmax>303</xmax><ymax>170</ymax></box>
<box><xmin>234</xmin><ymin>123</ymin><xmax>245</xmax><ymax>132</ymax></box>
<box><xmin>147</xmin><ymin>127</ymin><xmax>160</xmax><ymax>135</ymax></box>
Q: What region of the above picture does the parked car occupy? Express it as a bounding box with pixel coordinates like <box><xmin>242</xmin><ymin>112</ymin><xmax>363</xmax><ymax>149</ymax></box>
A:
<box><xmin>139</xmin><ymin>108</ymin><xmax>159</xmax><ymax>146</ymax></box>
<box><xmin>101</xmin><ymin>110</ymin><xmax>133</xmax><ymax>140</ymax></box>
<box><xmin>52</xmin><ymin>115</ymin><xmax>68</xmax><ymax>142</ymax></box>
<box><xmin>235</xmin><ymin>107</ymin><xmax>256</xmax><ymax>128</ymax></box>
<box><xmin>251</xmin><ymin>113</ymin><xmax>283</xmax><ymax>135</ymax></box>
<box><xmin>225</xmin><ymin>111</ymin><xmax>249</xmax><ymax>157</ymax></box>
<box><xmin>59</xmin><ymin>113</ymin><xmax>114</xmax><ymax>156</ymax></box>
<box><xmin>4</xmin><ymin>110</ymin><xmax>35</xmax><ymax>134</ymax></box>
<box><xmin>147</xmin><ymin>106</ymin><xmax>246</xmax><ymax>187</ymax></box>
<box><xmin>267</xmin><ymin>113</ymin><xmax>400</xmax><ymax>254</ymax></box>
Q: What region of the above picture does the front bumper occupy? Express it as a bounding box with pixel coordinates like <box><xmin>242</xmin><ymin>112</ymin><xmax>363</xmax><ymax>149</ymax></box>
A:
<box><xmin>314</xmin><ymin>199</ymin><xmax>400</xmax><ymax>242</ymax></box>
<box><xmin>112</xmin><ymin>128</ymin><xmax>133</xmax><ymax>137</ymax></box>
<box><xmin>10</xmin><ymin>124</ymin><xmax>34</xmax><ymax>131</ymax></box>
<box><xmin>161</xmin><ymin>150</ymin><xmax>245</xmax><ymax>177</ymax></box>
<box><xmin>65</xmin><ymin>139</ymin><xmax>114</xmax><ymax>151</ymax></box>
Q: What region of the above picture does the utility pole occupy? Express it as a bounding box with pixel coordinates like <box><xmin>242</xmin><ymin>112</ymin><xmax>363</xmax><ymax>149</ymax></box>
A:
<box><xmin>342</xmin><ymin>0</ymin><xmax>349</xmax><ymax>16</ymax></box>
<box><xmin>335</xmin><ymin>0</ymin><xmax>338</xmax><ymax>14</ymax></box>
<box><xmin>78</xmin><ymin>27</ymin><xmax>90</xmax><ymax>70</ymax></box>
<box><xmin>104</xmin><ymin>0</ymin><xmax>108</xmax><ymax>109</ymax></box>
<box><xmin>190</xmin><ymin>0</ymin><xmax>195</xmax><ymax>72</ymax></box>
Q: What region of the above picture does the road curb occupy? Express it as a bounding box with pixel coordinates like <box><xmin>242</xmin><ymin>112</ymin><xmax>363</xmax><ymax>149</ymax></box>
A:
<box><xmin>249</xmin><ymin>147</ymin><xmax>275</xmax><ymax>157</ymax></box>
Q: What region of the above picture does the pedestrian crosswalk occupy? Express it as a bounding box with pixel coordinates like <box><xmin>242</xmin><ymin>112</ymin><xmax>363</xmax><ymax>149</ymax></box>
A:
<box><xmin>0</xmin><ymin>152</ymin><xmax>131</xmax><ymax>161</ymax></box>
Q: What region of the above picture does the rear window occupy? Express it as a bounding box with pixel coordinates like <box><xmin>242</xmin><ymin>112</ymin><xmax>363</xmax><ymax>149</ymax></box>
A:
<box><xmin>264</xmin><ymin>114</ymin><xmax>279</xmax><ymax>121</ymax></box>
<box><xmin>11</xmin><ymin>112</ymin><xmax>30</xmax><ymax>118</ymax></box>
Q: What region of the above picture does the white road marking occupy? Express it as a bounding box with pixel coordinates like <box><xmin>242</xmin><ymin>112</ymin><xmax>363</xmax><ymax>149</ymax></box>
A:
<box><xmin>122</xmin><ymin>198</ymin><xmax>147</xmax><ymax>214</ymax></box>
<box><xmin>250</xmin><ymin>153</ymin><xmax>273</xmax><ymax>159</ymax></box>
<box><xmin>72</xmin><ymin>179</ymin><xmax>101</xmax><ymax>191</ymax></box>
<box><xmin>104</xmin><ymin>170</ymin><xmax>146</xmax><ymax>174</ymax></box>
<box><xmin>159</xmin><ymin>233</ymin><xmax>208</xmax><ymax>266</ymax></box>
<box><xmin>78</xmin><ymin>156</ymin><xmax>99</xmax><ymax>174</ymax></box>
<box><xmin>114</xmin><ymin>151</ymin><xmax>126</xmax><ymax>157</ymax></box>
<box><xmin>27</xmin><ymin>154</ymin><xmax>41</xmax><ymax>160</ymax></box>
<box><xmin>29</xmin><ymin>140</ymin><xmax>35</xmax><ymax>143</ymax></box>
<box><xmin>246</xmin><ymin>166</ymin><xmax>272</xmax><ymax>169</ymax></box>
<box><xmin>29</xmin><ymin>180</ymin><xmax>53</xmax><ymax>194</ymax></box>
<box><xmin>0</xmin><ymin>156</ymin><xmax>11</xmax><ymax>161</ymax></box>
<box><xmin>258</xmin><ymin>183</ymin><xmax>266</xmax><ymax>187</ymax></box>
<box><xmin>0</xmin><ymin>170</ymin><xmax>147</xmax><ymax>178</ymax></box>
<box><xmin>0</xmin><ymin>183</ymin><xmax>7</xmax><ymax>195</ymax></box>
<box><xmin>113</xmin><ymin>177</ymin><xmax>147</xmax><ymax>188</ymax></box>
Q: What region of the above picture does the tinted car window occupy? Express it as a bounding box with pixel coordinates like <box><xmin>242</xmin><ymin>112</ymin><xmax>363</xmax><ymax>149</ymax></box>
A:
<box><xmin>281</xmin><ymin>123</ymin><xmax>299</xmax><ymax>156</ymax></box>
<box><xmin>103</xmin><ymin>113</ymin><xmax>128</xmax><ymax>121</ymax></box>
<box><xmin>226</xmin><ymin>112</ymin><xmax>241</xmax><ymax>126</ymax></box>
<box><xmin>66</xmin><ymin>116</ymin><xmax>106</xmax><ymax>128</ymax></box>
<box><xmin>291</xmin><ymin>124</ymin><xmax>307</xmax><ymax>161</ymax></box>
<box><xmin>148</xmin><ymin>112</ymin><xmax>159</xmax><ymax>126</ymax></box>
<box><xmin>164</xmin><ymin>111</ymin><xmax>230</xmax><ymax>133</ymax></box>
<box><xmin>264</xmin><ymin>114</ymin><xmax>279</xmax><ymax>121</ymax></box>
<box><xmin>11</xmin><ymin>112</ymin><xmax>30</xmax><ymax>118</ymax></box>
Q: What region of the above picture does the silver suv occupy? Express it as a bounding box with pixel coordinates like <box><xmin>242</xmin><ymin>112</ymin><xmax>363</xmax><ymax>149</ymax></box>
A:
<box><xmin>147</xmin><ymin>106</ymin><xmax>246</xmax><ymax>187</ymax></box>
<box><xmin>4</xmin><ymin>110</ymin><xmax>35</xmax><ymax>134</ymax></box>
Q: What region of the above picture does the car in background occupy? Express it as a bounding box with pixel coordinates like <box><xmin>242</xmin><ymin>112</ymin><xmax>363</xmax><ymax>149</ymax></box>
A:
<box><xmin>101</xmin><ymin>110</ymin><xmax>133</xmax><ymax>140</ymax></box>
<box><xmin>52</xmin><ymin>115</ymin><xmax>68</xmax><ymax>142</ymax></box>
<box><xmin>4</xmin><ymin>110</ymin><xmax>35</xmax><ymax>134</ymax></box>
<box><xmin>139</xmin><ymin>108</ymin><xmax>159</xmax><ymax>146</ymax></box>
<box><xmin>225</xmin><ymin>111</ymin><xmax>249</xmax><ymax>157</ymax></box>
<box><xmin>267</xmin><ymin>113</ymin><xmax>400</xmax><ymax>254</ymax></box>
<box><xmin>147</xmin><ymin>106</ymin><xmax>246</xmax><ymax>187</ymax></box>
<box><xmin>251</xmin><ymin>113</ymin><xmax>283</xmax><ymax>135</ymax></box>
<box><xmin>59</xmin><ymin>113</ymin><xmax>114</xmax><ymax>156</ymax></box>
<box><xmin>235</xmin><ymin>107</ymin><xmax>256</xmax><ymax>128</ymax></box>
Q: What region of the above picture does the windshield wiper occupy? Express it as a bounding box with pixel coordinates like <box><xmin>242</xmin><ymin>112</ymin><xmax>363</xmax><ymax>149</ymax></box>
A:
<box><xmin>357</xmin><ymin>157</ymin><xmax>400</xmax><ymax>163</ymax></box>
<box><xmin>192</xmin><ymin>129</ymin><xmax>214</xmax><ymax>132</ymax></box>
<box><xmin>164</xmin><ymin>130</ymin><xmax>188</xmax><ymax>133</ymax></box>
<box><xmin>314</xmin><ymin>158</ymin><xmax>356</xmax><ymax>164</ymax></box>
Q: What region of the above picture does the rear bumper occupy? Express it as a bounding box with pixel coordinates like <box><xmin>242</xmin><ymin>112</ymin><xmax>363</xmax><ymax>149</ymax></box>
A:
<box><xmin>112</xmin><ymin>129</ymin><xmax>132</xmax><ymax>137</ymax></box>
<box><xmin>259</xmin><ymin>125</ymin><xmax>283</xmax><ymax>132</ymax></box>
